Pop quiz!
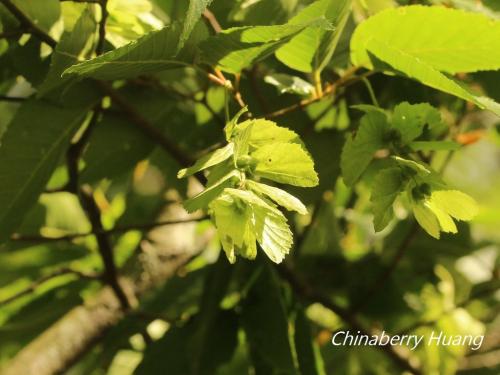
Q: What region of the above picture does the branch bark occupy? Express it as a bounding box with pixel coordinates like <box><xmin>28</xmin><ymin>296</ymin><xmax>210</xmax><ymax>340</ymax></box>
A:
<box><xmin>2</xmin><ymin>203</ymin><xmax>212</xmax><ymax>375</ymax></box>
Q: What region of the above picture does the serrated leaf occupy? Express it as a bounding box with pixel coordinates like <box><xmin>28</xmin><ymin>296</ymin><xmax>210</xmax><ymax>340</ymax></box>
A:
<box><xmin>225</xmin><ymin>106</ymin><xmax>249</xmax><ymax>141</ymax></box>
<box><xmin>233</xmin><ymin>121</ymin><xmax>254</xmax><ymax>160</ymax></box>
<box><xmin>246</xmin><ymin>180</ymin><xmax>308</xmax><ymax>215</ymax></box>
<box><xmin>245</xmin><ymin>119</ymin><xmax>301</xmax><ymax>148</ymax></box>
<box><xmin>275</xmin><ymin>0</ymin><xmax>351</xmax><ymax>73</ymax></box>
<box><xmin>392</xmin><ymin>102</ymin><xmax>442</xmax><ymax>144</ymax></box>
<box><xmin>370</xmin><ymin>168</ymin><xmax>406</xmax><ymax>231</ymax></box>
<box><xmin>351</xmin><ymin>5</ymin><xmax>500</xmax><ymax>74</ymax></box>
<box><xmin>0</xmin><ymin>86</ymin><xmax>100</xmax><ymax>243</ymax></box>
<box><xmin>340</xmin><ymin>111</ymin><xmax>389</xmax><ymax>186</ymax></box>
<box><xmin>252</xmin><ymin>143</ymin><xmax>319</xmax><ymax>187</ymax></box>
<box><xmin>210</xmin><ymin>192</ymin><xmax>253</xmax><ymax>263</ymax></box>
<box><xmin>350</xmin><ymin>6</ymin><xmax>500</xmax><ymax>116</ymax></box>
<box><xmin>177</xmin><ymin>0</ymin><xmax>213</xmax><ymax>52</ymax></box>
<box><xmin>64</xmin><ymin>21</ymin><xmax>207</xmax><ymax>80</ymax></box>
<box><xmin>224</xmin><ymin>189</ymin><xmax>293</xmax><ymax>264</ymax></box>
<box><xmin>430</xmin><ymin>190</ymin><xmax>479</xmax><ymax>221</ymax></box>
<box><xmin>412</xmin><ymin>202</ymin><xmax>441</xmax><ymax>239</ymax></box>
<box><xmin>184</xmin><ymin>170</ymin><xmax>240</xmax><ymax>213</ymax></box>
<box><xmin>410</xmin><ymin>141</ymin><xmax>460</xmax><ymax>151</ymax></box>
<box><xmin>264</xmin><ymin>73</ymin><xmax>315</xmax><ymax>96</ymax></box>
<box><xmin>199</xmin><ymin>23</ymin><xmax>309</xmax><ymax>74</ymax></box>
<box><xmin>178</xmin><ymin>143</ymin><xmax>234</xmax><ymax>178</ymax></box>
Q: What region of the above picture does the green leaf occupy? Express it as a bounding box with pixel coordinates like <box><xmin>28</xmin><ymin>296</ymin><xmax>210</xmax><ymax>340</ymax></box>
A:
<box><xmin>38</xmin><ymin>9</ymin><xmax>96</xmax><ymax>96</ymax></box>
<box><xmin>210</xmin><ymin>190</ymin><xmax>255</xmax><ymax>263</ymax></box>
<box><xmin>275</xmin><ymin>0</ymin><xmax>351</xmax><ymax>73</ymax></box>
<box><xmin>340</xmin><ymin>111</ymin><xmax>389</xmax><ymax>186</ymax></box>
<box><xmin>241</xmin><ymin>263</ymin><xmax>297</xmax><ymax>374</ymax></box>
<box><xmin>184</xmin><ymin>170</ymin><xmax>241</xmax><ymax>213</ymax></box>
<box><xmin>252</xmin><ymin>143</ymin><xmax>319</xmax><ymax>187</ymax></box>
<box><xmin>351</xmin><ymin>5</ymin><xmax>500</xmax><ymax>74</ymax></box>
<box><xmin>264</xmin><ymin>73</ymin><xmax>315</xmax><ymax>96</ymax></box>
<box><xmin>64</xmin><ymin>21</ymin><xmax>207</xmax><ymax>80</ymax></box>
<box><xmin>199</xmin><ymin>23</ymin><xmax>308</xmax><ymax>74</ymax></box>
<box><xmin>224</xmin><ymin>189</ymin><xmax>293</xmax><ymax>264</ymax></box>
<box><xmin>412</xmin><ymin>201</ymin><xmax>441</xmax><ymax>239</ymax></box>
<box><xmin>294</xmin><ymin>308</ymin><xmax>323</xmax><ymax>375</ymax></box>
<box><xmin>392</xmin><ymin>102</ymin><xmax>442</xmax><ymax>144</ymax></box>
<box><xmin>0</xmin><ymin>85</ymin><xmax>100</xmax><ymax>243</ymax></box>
<box><xmin>350</xmin><ymin>6</ymin><xmax>500</xmax><ymax>116</ymax></box>
<box><xmin>178</xmin><ymin>143</ymin><xmax>234</xmax><ymax>178</ymax></box>
<box><xmin>233</xmin><ymin>121</ymin><xmax>254</xmax><ymax>161</ymax></box>
<box><xmin>429</xmin><ymin>190</ymin><xmax>479</xmax><ymax>221</ymax></box>
<box><xmin>244</xmin><ymin>118</ymin><xmax>301</xmax><ymax>148</ymax></box>
<box><xmin>370</xmin><ymin>168</ymin><xmax>406</xmax><ymax>232</ymax></box>
<box><xmin>246</xmin><ymin>180</ymin><xmax>308</xmax><ymax>215</ymax></box>
<box><xmin>409</xmin><ymin>141</ymin><xmax>460</xmax><ymax>151</ymax></box>
<box><xmin>224</xmin><ymin>106</ymin><xmax>249</xmax><ymax>141</ymax></box>
<box><xmin>178</xmin><ymin>0</ymin><xmax>213</xmax><ymax>52</ymax></box>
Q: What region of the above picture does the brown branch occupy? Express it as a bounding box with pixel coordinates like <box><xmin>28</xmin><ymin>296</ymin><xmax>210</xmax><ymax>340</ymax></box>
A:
<box><xmin>351</xmin><ymin>221</ymin><xmax>420</xmax><ymax>314</ymax></box>
<box><xmin>0</xmin><ymin>94</ymin><xmax>27</xmax><ymax>102</ymax></box>
<box><xmin>79</xmin><ymin>185</ymin><xmax>131</xmax><ymax>310</ymax></box>
<box><xmin>2</xmin><ymin>202</ymin><xmax>211</xmax><ymax>375</ymax></box>
<box><xmin>277</xmin><ymin>264</ymin><xmax>421</xmax><ymax>375</ymax></box>
<box><xmin>0</xmin><ymin>268</ymin><xmax>100</xmax><ymax>307</ymax></box>
<box><xmin>11</xmin><ymin>216</ymin><xmax>209</xmax><ymax>242</ymax></box>
<box><xmin>95</xmin><ymin>0</ymin><xmax>108</xmax><ymax>56</ymax></box>
<box><xmin>202</xmin><ymin>9</ymin><xmax>222</xmax><ymax>34</ymax></box>
<box><xmin>96</xmin><ymin>82</ymin><xmax>197</xmax><ymax>169</ymax></box>
<box><xmin>0</xmin><ymin>0</ymin><xmax>57</xmax><ymax>48</ymax></box>
<box><xmin>265</xmin><ymin>66</ymin><xmax>364</xmax><ymax>118</ymax></box>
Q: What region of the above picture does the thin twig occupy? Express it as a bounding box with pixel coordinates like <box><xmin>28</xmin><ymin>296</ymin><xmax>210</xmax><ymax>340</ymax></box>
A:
<box><xmin>11</xmin><ymin>216</ymin><xmax>209</xmax><ymax>243</ymax></box>
<box><xmin>0</xmin><ymin>94</ymin><xmax>27</xmax><ymax>102</ymax></box>
<box><xmin>0</xmin><ymin>0</ymin><xmax>57</xmax><ymax>48</ymax></box>
<box><xmin>202</xmin><ymin>9</ymin><xmax>222</xmax><ymax>34</ymax></box>
<box><xmin>351</xmin><ymin>221</ymin><xmax>420</xmax><ymax>314</ymax></box>
<box><xmin>0</xmin><ymin>268</ymin><xmax>101</xmax><ymax>307</ymax></box>
<box><xmin>95</xmin><ymin>0</ymin><xmax>108</xmax><ymax>55</ymax></box>
<box><xmin>79</xmin><ymin>185</ymin><xmax>131</xmax><ymax>310</ymax></box>
<box><xmin>276</xmin><ymin>264</ymin><xmax>421</xmax><ymax>375</ymax></box>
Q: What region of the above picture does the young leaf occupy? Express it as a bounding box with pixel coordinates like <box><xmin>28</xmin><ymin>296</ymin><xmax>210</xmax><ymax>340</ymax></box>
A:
<box><xmin>184</xmin><ymin>170</ymin><xmax>240</xmax><ymax>213</ymax></box>
<box><xmin>425</xmin><ymin>199</ymin><xmax>458</xmax><ymax>234</ymax></box>
<box><xmin>210</xmin><ymin>192</ymin><xmax>254</xmax><ymax>263</ymax></box>
<box><xmin>244</xmin><ymin>118</ymin><xmax>301</xmax><ymax>148</ymax></box>
<box><xmin>252</xmin><ymin>143</ymin><xmax>319</xmax><ymax>187</ymax></box>
<box><xmin>178</xmin><ymin>143</ymin><xmax>234</xmax><ymax>178</ymax></box>
<box><xmin>429</xmin><ymin>190</ymin><xmax>479</xmax><ymax>222</ymax></box>
<box><xmin>246</xmin><ymin>180</ymin><xmax>308</xmax><ymax>215</ymax></box>
<box><xmin>275</xmin><ymin>0</ymin><xmax>351</xmax><ymax>73</ymax></box>
<box><xmin>392</xmin><ymin>102</ymin><xmax>443</xmax><ymax>144</ymax></box>
<box><xmin>412</xmin><ymin>201</ymin><xmax>442</xmax><ymax>239</ymax></box>
<box><xmin>370</xmin><ymin>168</ymin><xmax>406</xmax><ymax>232</ymax></box>
<box><xmin>340</xmin><ymin>111</ymin><xmax>390</xmax><ymax>186</ymax></box>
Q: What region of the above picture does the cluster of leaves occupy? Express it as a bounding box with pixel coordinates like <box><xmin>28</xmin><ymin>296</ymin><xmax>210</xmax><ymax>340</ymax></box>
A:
<box><xmin>0</xmin><ymin>0</ymin><xmax>499</xmax><ymax>374</ymax></box>
<box><xmin>341</xmin><ymin>103</ymin><xmax>478</xmax><ymax>238</ymax></box>
<box><xmin>178</xmin><ymin>109</ymin><xmax>318</xmax><ymax>263</ymax></box>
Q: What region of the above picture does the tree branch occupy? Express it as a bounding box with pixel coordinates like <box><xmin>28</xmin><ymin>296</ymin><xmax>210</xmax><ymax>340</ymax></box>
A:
<box><xmin>276</xmin><ymin>264</ymin><xmax>421</xmax><ymax>375</ymax></box>
<box><xmin>11</xmin><ymin>216</ymin><xmax>209</xmax><ymax>242</ymax></box>
<box><xmin>0</xmin><ymin>268</ymin><xmax>100</xmax><ymax>307</ymax></box>
<box><xmin>95</xmin><ymin>0</ymin><xmax>108</xmax><ymax>55</ymax></box>
<box><xmin>0</xmin><ymin>94</ymin><xmax>27</xmax><ymax>102</ymax></box>
<box><xmin>0</xmin><ymin>0</ymin><xmax>57</xmax><ymax>48</ymax></box>
<box><xmin>2</xmin><ymin>203</ymin><xmax>212</xmax><ymax>375</ymax></box>
<box><xmin>79</xmin><ymin>185</ymin><xmax>131</xmax><ymax>310</ymax></box>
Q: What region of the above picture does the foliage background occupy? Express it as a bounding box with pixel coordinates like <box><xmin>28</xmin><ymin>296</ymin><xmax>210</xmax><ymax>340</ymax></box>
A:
<box><xmin>0</xmin><ymin>0</ymin><xmax>499</xmax><ymax>374</ymax></box>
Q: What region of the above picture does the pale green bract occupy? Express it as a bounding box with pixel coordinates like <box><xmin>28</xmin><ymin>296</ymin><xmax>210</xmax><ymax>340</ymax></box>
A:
<box><xmin>178</xmin><ymin>111</ymin><xmax>318</xmax><ymax>263</ymax></box>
